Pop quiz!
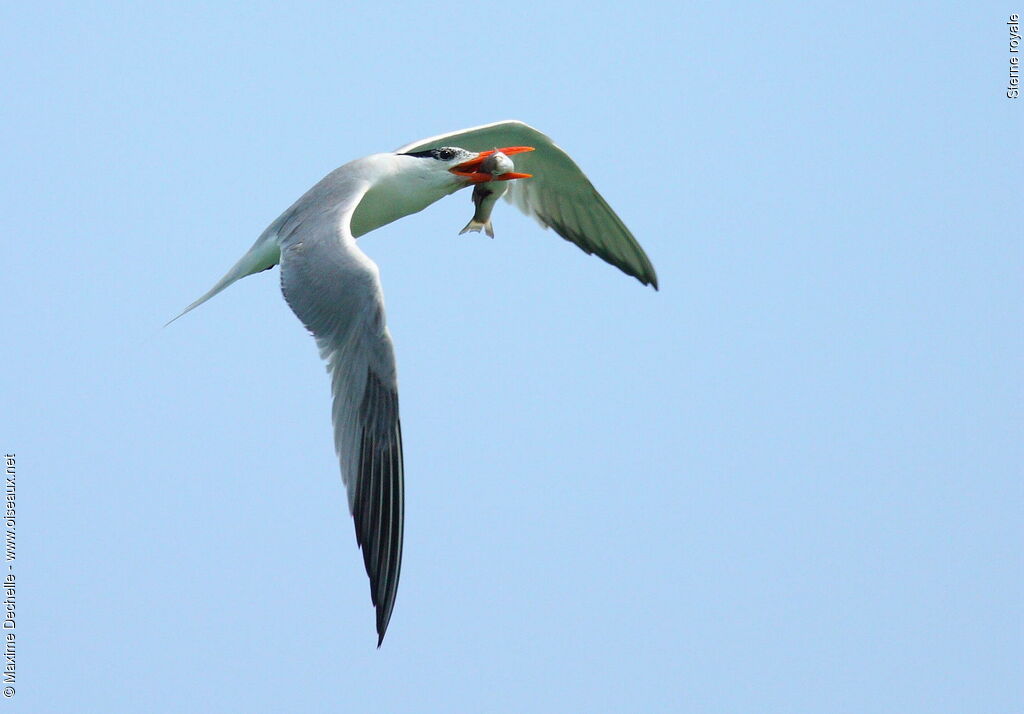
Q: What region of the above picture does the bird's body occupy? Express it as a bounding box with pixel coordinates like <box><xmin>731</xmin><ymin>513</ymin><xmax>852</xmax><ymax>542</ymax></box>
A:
<box><xmin>170</xmin><ymin>120</ymin><xmax>658</xmax><ymax>645</ymax></box>
<box><xmin>460</xmin><ymin>150</ymin><xmax>516</xmax><ymax>237</ymax></box>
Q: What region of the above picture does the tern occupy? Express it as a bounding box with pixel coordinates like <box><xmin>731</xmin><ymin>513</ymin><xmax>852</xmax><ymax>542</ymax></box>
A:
<box><xmin>170</xmin><ymin>120</ymin><xmax>658</xmax><ymax>645</ymax></box>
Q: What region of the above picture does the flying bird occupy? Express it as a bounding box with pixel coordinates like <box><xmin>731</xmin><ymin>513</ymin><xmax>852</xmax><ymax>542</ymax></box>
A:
<box><xmin>169</xmin><ymin>120</ymin><xmax>658</xmax><ymax>645</ymax></box>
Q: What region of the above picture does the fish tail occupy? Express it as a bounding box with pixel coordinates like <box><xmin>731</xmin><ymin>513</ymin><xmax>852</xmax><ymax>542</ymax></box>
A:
<box><xmin>459</xmin><ymin>219</ymin><xmax>495</xmax><ymax>238</ymax></box>
<box><xmin>459</xmin><ymin>219</ymin><xmax>485</xmax><ymax>235</ymax></box>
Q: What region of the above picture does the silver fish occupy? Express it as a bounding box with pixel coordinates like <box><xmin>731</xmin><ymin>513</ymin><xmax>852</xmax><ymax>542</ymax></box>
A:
<box><xmin>459</xmin><ymin>151</ymin><xmax>516</xmax><ymax>238</ymax></box>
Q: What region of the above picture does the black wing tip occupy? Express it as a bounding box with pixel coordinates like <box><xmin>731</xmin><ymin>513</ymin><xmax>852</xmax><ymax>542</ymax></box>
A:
<box><xmin>353</xmin><ymin>371</ymin><xmax>404</xmax><ymax>649</ymax></box>
<box><xmin>623</xmin><ymin>264</ymin><xmax>658</xmax><ymax>290</ymax></box>
<box><xmin>545</xmin><ymin>216</ymin><xmax>658</xmax><ymax>291</ymax></box>
<box><xmin>375</xmin><ymin>595</ymin><xmax>397</xmax><ymax>647</ymax></box>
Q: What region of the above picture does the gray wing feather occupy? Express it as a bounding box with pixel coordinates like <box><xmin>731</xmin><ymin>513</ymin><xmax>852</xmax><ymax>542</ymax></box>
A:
<box><xmin>397</xmin><ymin>120</ymin><xmax>658</xmax><ymax>289</ymax></box>
<box><xmin>277</xmin><ymin>181</ymin><xmax>403</xmax><ymax>645</ymax></box>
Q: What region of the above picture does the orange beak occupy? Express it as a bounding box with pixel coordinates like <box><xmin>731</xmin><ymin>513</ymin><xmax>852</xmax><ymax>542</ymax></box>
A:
<box><xmin>450</xmin><ymin>146</ymin><xmax>535</xmax><ymax>183</ymax></box>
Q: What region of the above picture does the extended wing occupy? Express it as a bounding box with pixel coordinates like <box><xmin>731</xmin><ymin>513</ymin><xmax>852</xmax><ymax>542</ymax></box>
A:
<box><xmin>276</xmin><ymin>178</ymin><xmax>404</xmax><ymax>646</ymax></box>
<box><xmin>397</xmin><ymin>120</ymin><xmax>658</xmax><ymax>289</ymax></box>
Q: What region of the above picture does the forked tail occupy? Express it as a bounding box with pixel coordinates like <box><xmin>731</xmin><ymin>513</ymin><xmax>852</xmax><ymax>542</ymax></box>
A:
<box><xmin>165</xmin><ymin>226</ymin><xmax>282</xmax><ymax>326</ymax></box>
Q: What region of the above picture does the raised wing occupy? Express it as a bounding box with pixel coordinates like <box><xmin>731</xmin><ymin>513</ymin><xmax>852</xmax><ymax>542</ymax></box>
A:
<box><xmin>277</xmin><ymin>179</ymin><xmax>404</xmax><ymax>646</ymax></box>
<box><xmin>397</xmin><ymin>120</ymin><xmax>658</xmax><ymax>289</ymax></box>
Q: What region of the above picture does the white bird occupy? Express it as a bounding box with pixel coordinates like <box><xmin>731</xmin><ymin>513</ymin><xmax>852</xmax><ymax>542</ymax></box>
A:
<box><xmin>169</xmin><ymin>120</ymin><xmax>658</xmax><ymax>646</ymax></box>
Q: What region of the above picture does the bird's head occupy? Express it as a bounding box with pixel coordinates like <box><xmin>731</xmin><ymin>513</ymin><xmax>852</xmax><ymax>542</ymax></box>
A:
<box><xmin>400</xmin><ymin>146</ymin><xmax>534</xmax><ymax>185</ymax></box>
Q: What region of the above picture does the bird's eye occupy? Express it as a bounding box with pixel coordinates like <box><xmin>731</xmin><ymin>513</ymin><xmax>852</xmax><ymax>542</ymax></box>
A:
<box><xmin>435</xmin><ymin>148</ymin><xmax>457</xmax><ymax>161</ymax></box>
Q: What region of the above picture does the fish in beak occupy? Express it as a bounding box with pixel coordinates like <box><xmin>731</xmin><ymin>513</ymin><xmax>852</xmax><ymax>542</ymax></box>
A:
<box><xmin>450</xmin><ymin>146</ymin><xmax>535</xmax><ymax>183</ymax></box>
<box><xmin>458</xmin><ymin>149</ymin><xmax>531</xmax><ymax>237</ymax></box>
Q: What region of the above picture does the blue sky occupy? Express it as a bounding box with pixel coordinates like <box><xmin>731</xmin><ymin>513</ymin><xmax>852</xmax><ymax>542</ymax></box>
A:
<box><xmin>3</xmin><ymin>2</ymin><xmax>1020</xmax><ymax>712</ymax></box>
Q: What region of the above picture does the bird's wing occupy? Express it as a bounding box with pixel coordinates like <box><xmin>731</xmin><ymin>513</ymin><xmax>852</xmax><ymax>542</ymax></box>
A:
<box><xmin>396</xmin><ymin>119</ymin><xmax>658</xmax><ymax>289</ymax></box>
<box><xmin>277</xmin><ymin>179</ymin><xmax>404</xmax><ymax>645</ymax></box>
